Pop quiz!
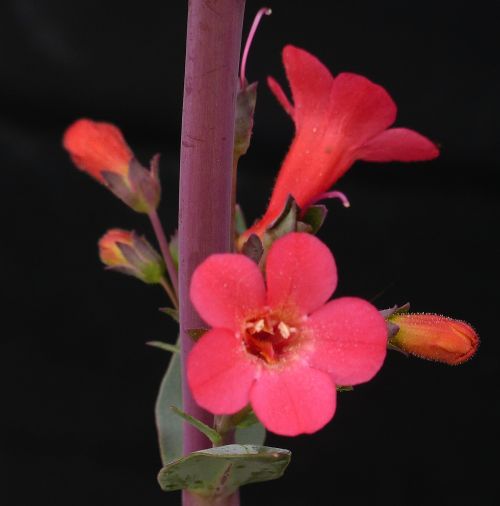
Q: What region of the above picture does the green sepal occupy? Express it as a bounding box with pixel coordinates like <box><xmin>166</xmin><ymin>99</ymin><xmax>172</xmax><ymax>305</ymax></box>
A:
<box><xmin>234</xmin><ymin>204</ymin><xmax>248</xmax><ymax>236</ymax></box>
<box><xmin>155</xmin><ymin>341</ymin><xmax>183</xmax><ymax>465</ymax></box>
<box><xmin>159</xmin><ymin>307</ymin><xmax>179</xmax><ymax>322</ymax></box>
<box><xmin>260</xmin><ymin>195</ymin><xmax>299</xmax><ymax>253</ymax></box>
<box><xmin>147</xmin><ymin>341</ymin><xmax>180</xmax><ymax>354</ymax></box>
<box><xmin>187</xmin><ymin>328</ymin><xmax>209</xmax><ymax>341</ymax></box>
<box><xmin>234</xmin><ymin>82</ymin><xmax>258</xmax><ymax>161</ymax></box>
<box><xmin>301</xmin><ymin>205</ymin><xmax>328</xmax><ymax>234</ymax></box>
<box><xmin>157</xmin><ymin>444</ymin><xmax>291</xmax><ymax>496</ymax></box>
<box><xmin>230</xmin><ymin>407</ymin><xmax>259</xmax><ymax>428</ymax></box>
<box><xmin>336</xmin><ymin>385</ymin><xmax>354</xmax><ymax>392</ymax></box>
<box><xmin>241</xmin><ymin>234</ymin><xmax>264</xmax><ymax>264</ymax></box>
<box><xmin>379</xmin><ymin>302</ymin><xmax>411</xmax><ymax>319</ymax></box>
<box><xmin>168</xmin><ymin>230</ymin><xmax>179</xmax><ymax>269</ymax></box>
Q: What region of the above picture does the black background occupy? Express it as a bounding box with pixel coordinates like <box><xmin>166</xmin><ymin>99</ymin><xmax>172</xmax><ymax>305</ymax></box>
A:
<box><xmin>1</xmin><ymin>1</ymin><xmax>499</xmax><ymax>505</ymax></box>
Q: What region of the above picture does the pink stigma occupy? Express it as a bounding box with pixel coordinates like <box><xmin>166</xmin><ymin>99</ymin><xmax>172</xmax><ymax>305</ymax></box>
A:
<box><xmin>240</xmin><ymin>7</ymin><xmax>272</xmax><ymax>88</ymax></box>
<box><xmin>311</xmin><ymin>191</ymin><xmax>351</xmax><ymax>208</ymax></box>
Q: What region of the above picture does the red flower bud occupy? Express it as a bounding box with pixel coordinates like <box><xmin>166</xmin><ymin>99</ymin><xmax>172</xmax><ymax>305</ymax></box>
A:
<box><xmin>63</xmin><ymin>119</ymin><xmax>161</xmax><ymax>213</ymax></box>
<box><xmin>99</xmin><ymin>229</ymin><xmax>165</xmax><ymax>284</ymax></box>
<box><xmin>63</xmin><ymin>119</ymin><xmax>132</xmax><ymax>183</ymax></box>
<box><xmin>389</xmin><ymin>313</ymin><xmax>478</xmax><ymax>365</ymax></box>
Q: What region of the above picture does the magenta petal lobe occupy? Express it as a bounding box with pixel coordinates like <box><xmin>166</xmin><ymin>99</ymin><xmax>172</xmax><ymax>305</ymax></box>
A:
<box><xmin>357</xmin><ymin>127</ymin><xmax>439</xmax><ymax>162</ymax></box>
<box><xmin>187</xmin><ymin>329</ymin><xmax>257</xmax><ymax>415</ymax></box>
<box><xmin>250</xmin><ymin>364</ymin><xmax>336</xmax><ymax>436</ymax></box>
<box><xmin>306</xmin><ymin>297</ymin><xmax>388</xmax><ymax>386</ymax></box>
<box><xmin>190</xmin><ymin>253</ymin><xmax>266</xmax><ymax>330</ymax></box>
<box><xmin>266</xmin><ymin>233</ymin><xmax>337</xmax><ymax>316</ymax></box>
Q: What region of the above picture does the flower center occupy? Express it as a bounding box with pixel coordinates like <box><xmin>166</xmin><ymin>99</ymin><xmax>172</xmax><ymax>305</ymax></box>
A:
<box><xmin>243</xmin><ymin>314</ymin><xmax>298</xmax><ymax>364</ymax></box>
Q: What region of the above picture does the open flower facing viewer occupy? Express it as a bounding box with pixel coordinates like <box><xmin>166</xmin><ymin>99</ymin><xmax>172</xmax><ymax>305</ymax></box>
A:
<box><xmin>188</xmin><ymin>233</ymin><xmax>387</xmax><ymax>436</ymax></box>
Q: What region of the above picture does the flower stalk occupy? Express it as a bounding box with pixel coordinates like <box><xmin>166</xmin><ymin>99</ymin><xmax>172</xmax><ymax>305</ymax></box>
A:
<box><xmin>148</xmin><ymin>210</ymin><xmax>179</xmax><ymax>299</ymax></box>
<box><xmin>178</xmin><ymin>0</ymin><xmax>246</xmax><ymax>504</ymax></box>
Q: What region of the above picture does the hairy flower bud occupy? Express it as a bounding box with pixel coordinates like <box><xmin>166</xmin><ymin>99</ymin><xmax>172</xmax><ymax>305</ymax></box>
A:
<box><xmin>98</xmin><ymin>229</ymin><xmax>165</xmax><ymax>284</ymax></box>
<box><xmin>389</xmin><ymin>313</ymin><xmax>478</xmax><ymax>365</ymax></box>
<box><xmin>63</xmin><ymin>119</ymin><xmax>132</xmax><ymax>183</ymax></box>
<box><xmin>63</xmin><ymin>119</ymin><xmax>161</xmax><ymax>213</ymax></box>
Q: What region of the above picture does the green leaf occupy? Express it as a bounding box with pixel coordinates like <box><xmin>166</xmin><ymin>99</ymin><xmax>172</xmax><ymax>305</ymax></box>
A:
<box><xmin>147</xmin><ymin>341</ymin><xmax>180</xmax><ymax>353</ymax></box>
<box><xmin>155</xmin><ymin>341</ymin><xmax>183</xmax><ymax>465</ymax></box>
<box><xmin>157</xmin><ymin>444</ymin><xmax>291</xmax><ymax>496</ymax></box>
<box><xmin>171</xmin><ymin>406</ymin><xmax>222</xmax><ymax>446</ymax></box>
<box><xmin>235</xmin><ymin>422</ymin><xmax>266</xmax><ymax>446</ymax></box>
<box><xmin>159</xmin><ymin>307</ymin><xmax>179</xmax><ymax>322</ymax></box>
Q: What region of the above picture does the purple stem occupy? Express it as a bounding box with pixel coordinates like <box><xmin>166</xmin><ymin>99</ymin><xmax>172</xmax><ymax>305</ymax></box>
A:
<box><xmin>178</xmin><ymin>1</ymin><xmax>246</xmax><ymax>504</ymax></box>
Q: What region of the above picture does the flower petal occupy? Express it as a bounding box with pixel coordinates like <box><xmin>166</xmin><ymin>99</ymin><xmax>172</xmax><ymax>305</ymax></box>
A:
<box><xmin>250</xmin><ymin>364</ymin><xmax>336</xmax><ymax>436</ymax></box>
<box><xmin>267</xmin><ymin>76</ymin><xmax>295</xmax><ymax>118</ymax></box>
<box><xmin>306</xmin><ymin>297</ymin><xmax>387</xmax><ymax>385</ymax></box>
<box><xmin>266</xmin><ymin>233</ymin><xmax>337</xmax><ymax>316</ymax></box>
<box><xmin>328</xmin><ymin>72</ymin><xmax>397</xmax><ymax>147</ymax></box>
<box><xmin>281</xmin><ymin>45</ymin><xmax>334</xmax><ymax>129</ymax></box>
<box><xmin>191</xmin><ymin>254</ymin><xmax>266</xmax><ymax>330</ymax></box>
<box><xmin>356</xmin><ymin>127</ymin><xmax>439</xmax><ymax>162</ymax></box>
<box><xmin>187</xmin><ymin>329</ymin><xmax>257</xmax><ymax>415</ymax></box>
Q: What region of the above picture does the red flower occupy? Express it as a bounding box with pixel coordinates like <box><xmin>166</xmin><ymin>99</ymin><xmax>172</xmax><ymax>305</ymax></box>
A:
<box><xmin>63</xmin><ymin>119</ymin><xmax>132</xmax><ymax>183</ymax></box>
<box><xmin>389</xmin><ymin>313</ymin><xmax>478</xmax><ymax>365</ymax></box>
<box><xmin>188</xmin><ymin>233</ymin><xmax>387</xmax><ymax>436</ymax></box>
<box><xmin>243</xmin><ymin>45</ymin><xmax>439</xmax><ymax>240</ymax></box>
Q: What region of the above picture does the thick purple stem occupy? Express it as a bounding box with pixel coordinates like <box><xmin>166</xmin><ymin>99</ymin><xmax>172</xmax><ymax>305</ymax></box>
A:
<box><xmin>179</xmin><ymin>0</ymin><xmax>245</xmax><ymax>504</ymax></box>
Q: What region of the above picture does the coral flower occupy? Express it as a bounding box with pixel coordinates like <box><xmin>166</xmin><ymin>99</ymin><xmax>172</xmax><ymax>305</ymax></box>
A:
<box><xmin>63</xmin><ymin>118</ymin><xmax>161</xmax><ymax>213</ymax></box>
<box><xmin>188</xmin><ymin>233</ymin><xmax>387</xmax><ymax>436</ymax></box>
<box><xmin>243</xmin><ymin>46</ymin><xmax>439</xmax><ymax>240</ymax></box>
<box><xmin>389</xmin><ymin>313</ymin><xmax>478</xmax><ymax>365</ymax></box>
<box><xmin>63</xmin><ymin>118</ymin><xmax>132</xmax><ymax>183</ymax></box>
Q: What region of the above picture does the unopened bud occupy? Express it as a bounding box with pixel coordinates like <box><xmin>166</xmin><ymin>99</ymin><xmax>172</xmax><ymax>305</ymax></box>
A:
<box><xmin>389</xmin><ymin>313</ymin><xmax>478</xmax><ymax>365</ymax></box>
<box><xmin>63</xmin><ymin>119</ymin><xmax>160</xmax><ymax>213</ymax></box>
<box><xmin>98</xmin><ymin>229</ymin><xmax>165</xmax><ymax>284</ymax></box>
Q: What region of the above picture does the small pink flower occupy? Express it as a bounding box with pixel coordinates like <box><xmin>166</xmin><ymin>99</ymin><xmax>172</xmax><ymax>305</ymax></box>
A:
<box><xmin>243</xmin><ymin>45</ymin><xmax>439</xmax><ymax>241</ymax></box>
<box><xmin>188</xmin><ymin>233</ymin><xmax>387</xmax><ymax>436</ymax></box>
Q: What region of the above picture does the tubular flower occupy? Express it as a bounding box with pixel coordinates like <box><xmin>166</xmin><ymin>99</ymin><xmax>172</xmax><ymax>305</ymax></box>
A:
<box><xmin>242</xmin><ymin>45</ymin><xmax>439</xmax><ymax>240</ymax></box>
<box><xmin>99</xmin><ymin>229</ymin><xmax>165</xmax><ymax>284</ymax></box>
<box><xmin>389</xmin><ymin>313</ymin><xmax>478</xmax><ymax>365</ymax></box>
<box><xmin>63</xmin><ymin>119</ymin><xmax>160</xmax><ymax>213</ymax></box>
<box><xmin>187</xmin><ymin>232</ymin><xmax>387</xmax><ymax>436</ymax></box>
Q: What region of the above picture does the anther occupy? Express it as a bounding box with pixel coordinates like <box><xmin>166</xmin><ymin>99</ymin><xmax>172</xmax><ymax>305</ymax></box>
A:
<box><xmin>278</xmin><ymin>321</ymin><xmax>291</xmax><ymax>339</ymax></box>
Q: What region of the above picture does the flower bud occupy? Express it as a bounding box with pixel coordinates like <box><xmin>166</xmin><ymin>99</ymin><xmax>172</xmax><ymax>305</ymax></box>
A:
<box><xmin>389</xmin><ymin>313</ymin><xmax>478</xmax><ymax>365</ymax></box>
<box><xmin>98</xmin><ymin>229</ymin><xmax>165</xmax><ymax>284</ymax></box>
<box><xmin>63</xmin><ymin>119</ymin><xmax>132</xmax><ymax>183</ymax></box>
<box><xmin>63</xmin><ymin>119</ymin><xmax>161</xmax><ymax>213</ymax></box>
